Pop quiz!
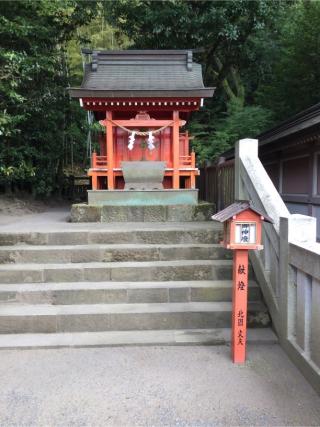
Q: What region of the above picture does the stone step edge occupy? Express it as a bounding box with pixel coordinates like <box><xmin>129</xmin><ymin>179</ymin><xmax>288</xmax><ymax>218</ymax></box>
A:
<box><xmin>0</xmin><ymin>280</ymin><xmax>259</xmax><ymax>292</ymax></box>
<box><xmin>0</xmin><ymin>301</ymin><xmax>267</xmax><ymax>316</ymax></box>
<box><xmin>0</xmin><ymin>221</ymin><xmax>220</xmax><ymax>232</ymax></box>
<box><xmin>0</xmin><ymin>243</ymin><xmax>223</xmax><ymax>250</ymax></box>
<box><xmin>0</xmin><ymin>259</ymin><xmax>233</xmax><ymax>271</ymax></box>
<box><xmin>0</xmin><ymin>328</ymin><xmax>278</xmax><ymax>350</ymax></box>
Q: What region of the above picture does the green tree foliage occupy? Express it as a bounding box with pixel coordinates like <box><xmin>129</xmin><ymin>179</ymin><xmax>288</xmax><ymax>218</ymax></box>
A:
<box><xmin>67</xmin><ymin>4</ymin><xmax>131</xmax><ymax>85</ymax></box>
<box><xmin>257</xmin><ymin>0</ymin><xmax>320</xmax><ymax>121</ymax></box>
<box><xmin>105</xmin><ymin>0</ymin><xmax>285</xmax><ymax>160</ymax></box>
<box><xmin>1</xmin><ymin>0</ymin><xmax>320</xmax><ymax>196</ymax></box>
<box><xmin>0</xmin><ymin>0</ymin><xmax>97</xmax><ymax>195</ymax></box>
<box><xmin>190</xmin><ymin>99</ymin><xmax>273</xmax><ymax>162</ymax></box>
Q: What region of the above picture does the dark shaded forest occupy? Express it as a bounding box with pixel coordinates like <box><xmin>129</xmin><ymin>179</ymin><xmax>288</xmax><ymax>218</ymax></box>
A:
<box><xmin>1</xmin><ymin>0</ymin><xmax>319</xmax><ymax>196</ymax></box>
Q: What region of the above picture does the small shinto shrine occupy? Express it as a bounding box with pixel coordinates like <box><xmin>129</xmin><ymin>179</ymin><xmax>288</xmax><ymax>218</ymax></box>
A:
<box><xmin>69</xmin><ymin>49</ymin><xmax>214</xmax><ymax>205</ymax></box>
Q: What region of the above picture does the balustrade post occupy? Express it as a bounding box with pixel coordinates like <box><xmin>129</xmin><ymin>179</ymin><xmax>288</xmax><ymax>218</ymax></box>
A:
<box><xmin>279</xmin><ymin>216</ymin><xmax>290</xmax><ymax>341</ymax></box>
<box><xmin>92</xmin><ymin>151</ymin><xmax>97</xmax><ymax>168</ymax></box>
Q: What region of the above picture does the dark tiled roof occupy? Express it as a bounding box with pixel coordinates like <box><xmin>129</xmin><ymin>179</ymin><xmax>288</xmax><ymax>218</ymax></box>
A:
<box><xmin>69</xmin><ymin>50</ymin><xmax>214</xmax><ymax>99</ymax></box>
<box><xmin>258</xmin><ymin>102</ymin><xmax>320</xmax><ymax>146</ymax></box>
<box><xmin>211</xmin><ymin>200</ymin><xmax>273</xmax><ymax>223</ymax></box>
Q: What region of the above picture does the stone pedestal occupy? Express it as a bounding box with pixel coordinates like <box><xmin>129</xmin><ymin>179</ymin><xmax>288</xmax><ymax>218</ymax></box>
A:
<box><xmin>70</xmin><ymin>201</ymin><xmax>214</xmax><ymax>223</ymax></box>
<box><xmin>87</xmin><ymin>189</ymin><xmax>198</xmax><ymax>206</ymax></box>
<box><xmin>122</xmin><ymin>161</ymin><xmax>166</xmax><ymax>190</ymax></box>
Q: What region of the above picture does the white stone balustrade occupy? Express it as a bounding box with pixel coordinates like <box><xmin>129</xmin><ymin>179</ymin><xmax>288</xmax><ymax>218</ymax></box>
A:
<box><xmin>235</xmin><ymin>138</ymin><xmax>320</xmax><ymax>393</ymax></box>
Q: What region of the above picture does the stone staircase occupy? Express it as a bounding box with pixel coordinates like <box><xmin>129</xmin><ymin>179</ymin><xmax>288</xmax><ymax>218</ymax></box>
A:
<box><xmin>0</xmin><ymin>222</ymin><xmax>275</xmax><ymax>348</ymax></box>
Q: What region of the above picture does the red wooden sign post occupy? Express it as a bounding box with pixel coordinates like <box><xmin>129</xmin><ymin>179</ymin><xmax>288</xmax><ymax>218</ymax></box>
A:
<box><xmin>232</xmin><ymin>248</ymin><xmax>249</xmax><ymax>363</ymax></box>
<box><xmin>212</xmin><ymin>201</ymin><xmax>273</xmax><ymax>364</ymax></box>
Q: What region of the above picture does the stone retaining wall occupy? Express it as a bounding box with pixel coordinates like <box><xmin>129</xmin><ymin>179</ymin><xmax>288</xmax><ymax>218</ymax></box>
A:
<box><xmin>70</xmin><ymin>203</ymin><xmax>215</xmax><ymax>223</ymax></box>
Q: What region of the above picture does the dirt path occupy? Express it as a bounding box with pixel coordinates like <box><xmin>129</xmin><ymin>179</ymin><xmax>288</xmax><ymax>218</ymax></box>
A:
<box><xmin>0</xmin><ymin>195</ymin><xmax>70</xmax><ymax>225</ymax></box>
<box><xmin>0</xmin><ymin>345</ymin><xmax>319</xmax><ymax>426</ymax></box>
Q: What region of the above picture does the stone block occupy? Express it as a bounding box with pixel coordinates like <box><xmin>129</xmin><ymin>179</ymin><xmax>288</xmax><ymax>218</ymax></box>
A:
<box><xmin>47</xmin><ymin>232</ymin><xmax>88</xmax><ymax>245</ymax></box>
<box><xmin>181</xmin><ymin>230</ymin><xmax>220</xmax><ymax>245</ymax></box>
<box><xmin>88</xmin><ymin>232</ymin><xmax>133</xmax><ymax>244</ymax></box>
<box><xmin>71</xmin><ymin>248</ymin><xmax>102</xmax><ymax>263</ymax></box>
<box><xmin>105</xmin><ymin>247</ymin><xmax>159</xmax><ymax>262</ymax></box>
<box><xmin>159</xmin><ymin>247</ymin><xmax>193</xmax><ymax>261</ymax></box>
<box><xmin>191</xmin><ymin>285</ymin><xmax>230</xmax><ymax>302</ymax></box>
<box><xmin>136</xmin><ymin>231</ymin><xmax>177</xmax><ymax>244</ymax></box>
<box><xmin>0</xmin><ymin>249</ymin><xmax>17</xmax><ymax>264</ymax></box>
<box><xmin>16</xmin><ymin>249</ymin><xmax>72</xmax><ymax>264</ymax></box>
<box><xmin>106</xmin><ymin>312</ymin><xmax>185</xmax><ymax>331</ymax></box>
<box><xmin>192</xmin><ymin>203</ymin><xmax>214</xmax><ymax>221</ymax></box>
<box><xmin>83</xmin><ymin>267</ymin><xmax>111</xmax><ymax>282</ymax></box>
<box><xmin>162</xmin><ymin>246</ymin><xmax>212</xmax><ymax>261</ymax></box>
<box><xmin>209</xmin><ymin>247</ymin><xmax>232</xmax><ymax>260</ymax></box>
<box><xmin>0</xmin><ymin>290</ymin><xmax>17</xmax><ymax>303</ymax></box>
<box><xmin>19</xmin><ymin>291</ymin><xmax>53</xmax><ymax>304</ymax></box>
<box><xmin>57</xmin><ymin>314</ymin><xmax>110</xmax><ymax>332</ymax></box>
<box><xmin>126</xmin><ymin>206</ymin><xmax>144</xmax><ymax>222</ymax></box>
<box><xmin>155</xmin><ymin>265</ymin><xmax>212</xmax><ymax>281</ymax></box>
<box><xmin>0</xmin><ymin>232</ymin><xmax>47</xmax><ymax>246</ymax></box>
<box><xmin>0</xmin><ymin>315</ymin><xmax>56</xmax><ymax>334</ymax></box>
<box><xmin>102</xmin><ymin>289</ymin><xmax>128</xmax><ymax>304</ymax></box>
<box><xmin>127</xmin><ymin>288</ymin><xmax>168</xmax><ymax>303</ymax></box>
<box><xmin>70</xmin><ymin>204</ymin><xmax>101</xmax><ymax>223</ymax></box>
<box><xmin>169</xmin><ymin>287</ymin><xmax>190</xmax><ymax>302</ymax></box>
<box><xmin>143</xmin><ymin>206</ymin><xmax>167</xmax><ymax>222</ymax></box>
<box><xmin>110</xmin><ymin>266</ymin><xmax>154</xmax><ymax>282</ymax></box>
<box><xmin>101</xmin><ymin>206</ymin><xmax>128</xmax><ymax>222</ymax></box>
<box><xmin>0</xmin><ymin>269</ymin><xmax>43</xmax><ymax>284</ymax></box>
<box><xmin>166</xmin><ymin>205</ymin><xmax>193</xmax><ymax>222</ymax></box>
<box><xmin>211</xmin><ymin>264</ymin><xmax>233</xmax><ymax>280</ymax></box>
<box><xmin>44</xmin><ymin>267</ymin><xmax>84</xmax><ymax>283</ymax></box>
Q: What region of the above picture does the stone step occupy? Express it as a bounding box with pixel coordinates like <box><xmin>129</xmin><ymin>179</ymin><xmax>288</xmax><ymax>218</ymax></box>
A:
<box><xmin>0</xmin><ymin>260</ymin><xmax>237</xmax><ymax>283</ymax></box>
<box><xmin>0</xmin><ymin>301</ymin><xmax>270</xmax><ymax>334</ymax></box>
<box><xmin>0</xmin><ymin>328</ymin><xmax>278</xmax><ymax>349</ymax></box>
<box><xmin>0</xmin><ymin>222</ymin><xmax>222</xmax><ymax>246</ymax></box>
<box><xmin>0</xmin><ymin>280</ymin><xmax>261</xmax><ymax>305</ymax></box>
<box><xmin>0</xmin><ymin>243</ymin><xmax>231</xmax><ymax>264</ymax></box>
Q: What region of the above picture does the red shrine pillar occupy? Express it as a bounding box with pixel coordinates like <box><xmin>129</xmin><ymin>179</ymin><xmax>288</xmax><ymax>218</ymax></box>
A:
<box><xmin>172</xmin><ymin>110</ymin><xmax>180</xmax><ymax>189</ymax></box>
<box><xmin>106</xmin><ymin>111</ymin><xmax>114</xmax><ymax>190</ymax></box>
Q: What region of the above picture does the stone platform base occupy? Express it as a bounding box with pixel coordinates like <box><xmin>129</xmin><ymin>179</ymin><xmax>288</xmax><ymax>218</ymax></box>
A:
<box><xmin>70</xmin><ymin>202</ymin><xmax>214</xmax><ymax>223</ymax></box>
<box><xmin>87</xmin><ymin>189</ymin><xmax>198</xmax><ymax>206</ymax></box>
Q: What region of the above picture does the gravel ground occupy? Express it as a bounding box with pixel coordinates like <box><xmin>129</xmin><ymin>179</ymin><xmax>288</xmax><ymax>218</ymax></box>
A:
<box><xmin>0</xmin><ymin>344</ymin><xmax>319</xmax><ymax>427</ymax></box>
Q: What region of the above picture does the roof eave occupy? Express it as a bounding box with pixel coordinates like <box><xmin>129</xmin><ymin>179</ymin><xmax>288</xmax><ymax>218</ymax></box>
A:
<box><xmin>258</xmin><ymin>102</ymin><xmax>320</xmax><ymax>146</ymax></box>
<box><xmin>211</xmin><ymin>200</ymin><xmax>274</xmax><ymax>224</ymax></box>
<box><xmin>68</xmin><ymin>88</ymin><xmax>215</xmax><ymax>99</ymax></box>
<box><xmin>81</xmin><ymin>48</ymin><xmax>204</xmax><ymax>55</ymax></box>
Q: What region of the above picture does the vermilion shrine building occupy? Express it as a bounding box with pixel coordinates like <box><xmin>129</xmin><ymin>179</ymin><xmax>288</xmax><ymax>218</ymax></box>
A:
<box><xmin>69</xmin><ymin>49</ymin><xmax>214</xmax><ymax>202</ymax></box>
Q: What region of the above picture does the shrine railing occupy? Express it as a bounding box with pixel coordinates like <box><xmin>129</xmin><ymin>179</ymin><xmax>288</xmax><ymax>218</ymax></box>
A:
<box><xmin>91</xmin><ymin>152</ymin><xmax>196</xmax><ymax>170</ymax></box>
<box><xmin>179</xmin><ymin>152</ymin><xmax>195</xmax><ymax>168</ymax></box>
<box><xmin>235</xmin><ymin>138</ymin><xmax>320</xmax><ymax>393</ymax></box>
<box><xmin>92</xmin><ymin>153</ymin><xmax>108</xmax><ymax>168</ymax></box>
